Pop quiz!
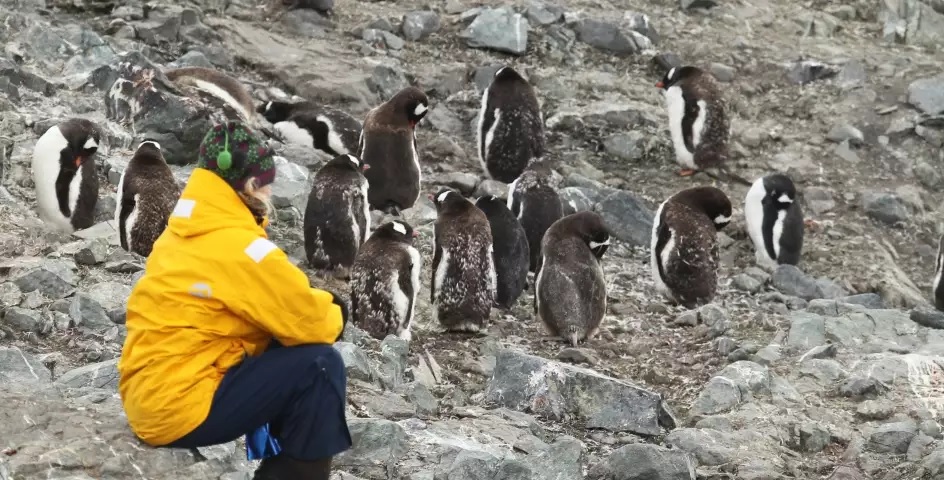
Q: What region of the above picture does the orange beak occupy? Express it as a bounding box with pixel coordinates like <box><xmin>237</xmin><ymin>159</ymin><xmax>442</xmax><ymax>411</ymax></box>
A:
<box><xmin>427</xmin><ymin>193</ymin><xmax>434</xmax><ymax>201</ymax></box>
<box><xmin>655</xmin><ymin>81</ymin><xmax>664</xmax><ymax>88</ymax></box>
<box><xmin>362</xmin><ymin>164</ymin><xmax>371</xmax><ymax>172</ymax></box>
<box><xmin>74</xmin><ymin>156</ymin><xmax>84</xmax><ymax>168</ymax></box>
<box><xmin>412</xmin><ymin>230</ymin><xmax>419</xmax><ymax>238</ymax></box>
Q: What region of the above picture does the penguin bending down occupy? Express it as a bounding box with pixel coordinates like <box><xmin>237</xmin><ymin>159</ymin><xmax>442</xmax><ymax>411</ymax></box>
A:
<box><xmin>304</xmin><ymin>154</ymin><xmax>370</xmax><ymax>279</ymax></box>
<box><xmin>115</xmin><ymin>140</ymin><xmax>180</xmax><ymax>257</ymax></box>
<box><xmin>431</xmin><ymin>189</ymin><xmax>496</xmax><ymax>333</ymax></box>
<box><xmin>934</xmin><ymin>234</ymin><xmax>943</xmax><ymax>312</ymax></box>
<box><xmin>744</xmin><ymin>173</ymin><xmax>804</xmax><ymax>268</ymax></box>
<box><xmin>476</xmin><ymin>66</ymin><xmax>545</xmax><ymax>183</ymax></box>
<box><xmin>359</xmin><ymin>86</ymin><xmax>429</xmax><ymax>216</ymax></box>
<box><xmin>257</xmin><ymin>100</ymin><xmax>362</xmax><ymax>157</ymax></box>
<box><xmin>535</xmin><ymin>211</ymin><xmax>611</xmax><ymax>346</ymax></box>
<box><xmin>508</xmin><ymin>161</ymin><xmax>564</xmax><ymax>273</ymax></box>
<box><xmin>351</xmin><ymin>220</ymin><xmax>422</xmax><ymax>341</ymax></box>
<box><xmin>164</xmin><ymin>67</ymin><xmax>256</xmax><ymax>125</ymax></box>
<box><xmin>474</xmin><ymin>195</ymin><xmax>529</xmax><ymax>309</ymax></box>
<box><xmin>650</xmin><ymin>186</ymin><xmax>733</xmax><ymax>308</ymax></box>
<box><xmin>31</xmin><ymin>118</ymin><xmax>102</xmax><ymax>233</ymax></box>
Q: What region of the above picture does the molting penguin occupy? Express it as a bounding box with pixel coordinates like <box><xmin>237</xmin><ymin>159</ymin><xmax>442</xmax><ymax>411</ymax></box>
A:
<box><xmin>115</xmin><ymin>140</ymin><xmax>180</xmax><ymax>257</ymax></box>
<box><xmin>359</xmin><ymin>86</ymin><xmax>429</xmax><ymax>215</ymax></box>
<box><xmin>476</xmin><ymin>66</ymin><xmax>545</xmax><ymax>183</ymax></box>
<box><xmin>744</xmin><ymin>173</ymin><xmax>804</xmax><ymax>268</ymax></box>
<box><xmin>431</xmin><ymin>189</ymin><xmax>496</xmax><ymax>332</ymax></box>
<box><xmin>31</xmin><ymin>118</ymin><xmax>102</xmax><ymax>233</ymax></box>
<box><xmin>474</xmin><ymin>195</ymin><xmax>529</xmax><ymax>309</ymax></box>
<box><xmin>164</xmin><ymin>67</ymin><xmax>256</xmax><ymax>125</ymax></box>
<box><xmin>650</xmin><ymin>186</ymin><xmax>732</xmax><ymax>308</ymax></box>
<box><xmin>304</xmin><ymin>154</ymin><xmax>370</xmax><ymax>279</ymax></box>
<box><xmin>257</xmin><ymin>100</ymin><xmax>362</xmax><ymax>157</ymax></box>
<box><xmin>535</xmin><ymin>211</ymin><xmax>610</xmax><ymax>346</ymax></box>
<box><xmin>350</xmin><ymin>220</ymin><xmax>421</xmax><ymax>341</ymax></box>
<box><xmin>935</xmin><ymin>234</ymin><xmax>944</xmax><ymax>312</ymax></box>
<box><xmin>507</xmin><ymin>161</ymin><xmax>564</xmax><ymax>273</ymax></box>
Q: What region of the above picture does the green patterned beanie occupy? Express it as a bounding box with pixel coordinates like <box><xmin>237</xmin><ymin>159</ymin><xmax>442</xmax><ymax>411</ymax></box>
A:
<box><xmin>197</xmin><ymin>121</ymin><xmax>276</xmax><ymax>191</ymax></box>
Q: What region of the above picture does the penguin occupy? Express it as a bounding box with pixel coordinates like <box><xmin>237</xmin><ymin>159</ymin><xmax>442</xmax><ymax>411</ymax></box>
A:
<box><xmin>350</xmin><ymin>220</ymin><xmax>421</xmax><ymax>341</ymax></box>
<box><xmin>431</xmin><ymin>189</ymin><xmax>496</xmax><ymax>332</ymax></box>
<box><xmin>744</xmin><ymin>173</ymin><xmax>804</xmax><ymax>268</ymax></box>
<box><xmin>650</xmin><ymin>186</ymin><xmax>733</xmax><ymax>308</ymax></box>
<box><xmin>257</xmin><ymin>100</ymin><xmax>362</xmax><ymax>157</ymax></box>
<box><xmin>358</xmin><ymin>86</ymin><xmax>429</xmax><ymax>216</ymax></box>
<box><xmin>935</xmin><ymin>234</ymin><xmax>944</xmax><ymax>312</ymax></box>
<box><xmin>474</xmin><ymin>195</ymin><xmax>529</xmax><ymax>309</ymax></box>
<box><xmin>31</xmin><ymin>118</ymin><xmax>102</xmax><ymax>233</ymax></box>
<box><xmin>507</xmin><ymin>161</ymin><xmax>564</xmax><ymax>273</ymax></box>
<box><xmin>656</xmin><ymin>66</ymin><xmax>730</xmax><ymax>177</ymax></box>
<box><xmin>476</xmin><ymin>66</ymin><xmax>545</xmax><ymax>183</ymax></box>
<box><xmin>535</xmin><ymin>211</ymin><xmax>611</xmax><ymax>346</ymax></box>
<box><xmin>303</xmin><ymin>154</ymin><xmax>371</xmax><ymax>279</ymax></box>
<box><xmin>115</xmin><ymin>140</ymin><xmax>180</xmax><ymax>257</ymax></box>
<box><xmin>164</xmin><ymin>67</ymin><xmax>256</xmax><ymax>125</ymax></box>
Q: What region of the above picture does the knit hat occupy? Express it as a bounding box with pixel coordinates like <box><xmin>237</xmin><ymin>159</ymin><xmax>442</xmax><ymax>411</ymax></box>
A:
<box><xmin>197</xmin><ymin>121</ymin><xmax>277</xmax><ymax>192</ymax></box>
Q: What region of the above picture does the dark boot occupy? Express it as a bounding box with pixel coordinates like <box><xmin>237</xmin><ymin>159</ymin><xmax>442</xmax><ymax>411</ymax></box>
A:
<box><xmin>252</xmin><ymin>455</ymin><xmax>332</xmax><ymax>480</ymax></box>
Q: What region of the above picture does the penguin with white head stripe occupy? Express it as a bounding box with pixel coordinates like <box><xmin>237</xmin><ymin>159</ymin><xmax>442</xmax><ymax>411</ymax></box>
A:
<box><xmin>115</xmin><ymin>140</ymin><xmax>180</xmax><ymax>257</ymax></box>
<box><xmin>31</xmin><ymin>118</ymin><xmax>102</xmax><ymax>233</ymax></box>
<box><xmin>257</xmin><ymin>100</ymin><xmax>362</xmax><ymax>157</ymax></box>
<box><xmin>934</xmin><ymin>234</ymin><xmax>943</xmax><ymax>312</ymax></box>
<box><xmin>476</xmin><ymin>66</ymin><xmax>545</xmax><ymax>183</ymax></box>
<box><xmin>744</xmin><ymin>173</ymin><xmax>804</xmax><ymax>268</ymax></box>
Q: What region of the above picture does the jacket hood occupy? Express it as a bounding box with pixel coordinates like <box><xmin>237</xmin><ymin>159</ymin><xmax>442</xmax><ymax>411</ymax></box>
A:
<box><xmin>168</xmin><ymin>168</ymin><xmax>269</xmax><ymax>239</ymax></box>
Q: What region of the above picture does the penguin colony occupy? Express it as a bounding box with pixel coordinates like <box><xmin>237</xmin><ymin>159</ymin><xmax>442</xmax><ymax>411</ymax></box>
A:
<box><xmin>27</xmin><ymin>58</ymin><xmax>944</xmax><ymax>351</ymax></box>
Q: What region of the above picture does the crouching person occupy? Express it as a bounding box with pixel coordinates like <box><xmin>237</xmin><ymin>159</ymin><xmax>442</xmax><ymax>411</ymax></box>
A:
<box><xmin>117</xmin><ymin>121</ymin><xmax>352</xmax><ymax>480</ymax></box>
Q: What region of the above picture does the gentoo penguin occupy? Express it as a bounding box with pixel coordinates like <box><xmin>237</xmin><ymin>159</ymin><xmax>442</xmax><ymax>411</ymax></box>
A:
<box><xmin>744</xmin><ymin>173</ymin><xmax>804</xmax><ymax>268</ymax></box>
<box><xmin>358</xmin><ymin>86</ymin><xmax>429</xmax><ymax>215</ymax></box>
<box><xmin>350</xmin><ymin>220</ymin><xmax>421</xmax><ymax>341</ymax></box>
<box><xmin>115</xmin><ymin>140</ymin><xmax>180</xmax><ymax>257</ymax></box>
<box><xmin>934</xmin><ymin>234</ymin><xmax>944</xmax><ymax>312</ymax></box>
<box><xmin>303</xmin><ymin>154</ymin><xmax>371</xmax><ymax>279</ymax></box>
<box><xmin>164</xmin><ymin>67</ymin><xmax>256</xmax><ymax>125</ymax></box>
<box><xmin>431</xmin><ymin>189</ymin><xmax>496</xmax><ymax>332</ymax></box>
<box><xmin>257</xmin><ymin>100</ymin><xmax>362</xmax><ymax>157</ymax></box>
<box><xmin>535</xmin><ymin>211</ymin><xmax>611</xmax><ymax>346</ymax></box>
<box><xmin>476</xmin><ymin>66</ymin><xmax>545</xmax><ymax>183</ymax></box>
<box><xmin>474</xmin><ymin>195</ymin><xmax>529</xmax><ymax>309</ymax></box>
<box><xmin>507</xmin><ymin>161</ymin><xmax>564</xmax><ymax>273</ymax></box>
<box><xmin>650</xmin><ymin>186</ymin><xmax>733</xmax><ymax>308</ymax></box>
<box><xmin>656</xmin><ymin>66</ymin><xmax>730</xmax><ymax>177</ymax></box>
<box><xmin>31</xmin><ymin>118</ymin><xmax>102</xmax><ymax>233</ymax></box>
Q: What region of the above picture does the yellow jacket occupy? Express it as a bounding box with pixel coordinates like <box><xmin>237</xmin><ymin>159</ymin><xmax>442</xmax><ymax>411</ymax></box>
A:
<box><xmin>117</xmin><ymin>168</ymin><xmax>343</xmax><ymax>446</ymax></box>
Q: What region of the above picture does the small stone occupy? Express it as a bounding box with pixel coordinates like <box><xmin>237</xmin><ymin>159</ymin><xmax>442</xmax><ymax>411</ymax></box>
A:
<box><xmin>867</xmin><ymin>420</ymin><xmax>917</xmax><ymax>454</ymax></box>
<box><xmin>708</xmin><ymin>63</ymin><xmax>735</xmax><ymax>82</ymax></box>
<box><xmin>12</xmin><ymin>260</ymin><xmax>77</xmax><ymax>299</ymax></box>
<box><xmin>574</xmin><ymin>19</ymin><xmax>646</xmax><ymax>56</ymax></box>
<box><xmin>908</xmin><ymin>74</ymin><xmax>944</xmax><ymax>115</ymax></box>
<box><xmin>0</xmin><ymin>283</ymin><xmax>22</xmax><ymax>308</ymax></box>
<box><xmin>857</xmin><ymin>399</ymin><xmax>895</xmax><ymax>420</ymax></box>
<box><xmin>363</xmin><ymin>29</ymin><xmax>405</xmax><ymax>50</ymax></box>
<box><xmin>557</xmin><ymin>347</ymin><xmax>599</xmax><ymax>365</ymax></box>
<box><xmin>785</xmin><ymin>60</ymin><xmax>838</xmax><ymax>85</ymax></box>
<box><xmin>462</xmin><ymin>8</ymin><xmax>529</xmax><ymax>56</ymax></box>
<box><xmin>752</xmin><ymin>345</ymin><xmax>781</xmax><ymax>366</ymax></box>
<box><xmin>712</xmin><ymin>336</ymin><xmax>738</xmax><ymax>356</ymax></box>
<box><xmin>603</xmin><ymin>132</ymin><xmax>646</xmax><ymax>161</ymax></box>
<box><xmin>839</xmin><ymin>375</ymin><xmax>887</xmax><ymax>399</ymax></box>
<box><xmin>910</xmin><ymin>307</ymin><xmax>944</xmax><ymax>330</ymax></box>
<box><xmin>474</xmin><ymin>179</ymin><xmax>509</xmax><ymax>200</ymax></box>
<box><xmin>794</xmin><ymin>422</ymin><xmax>831</xmax><ymax>453</ymax></box>
<box><xmin>603</xmin><ymin>443</ymin><xmax>695</xmax><ymax>479</ymax></box>
<box><xmin>680</xmin><ymin>0</ymin><xmax>717</xmax><ymax>10</ymax></box>
<box><xmin>74</xmin><ymin>239</ymin><xmax>109</xmax><ymax>265</ymax></box>
<box><xmin>827</xmin><ymin>123</ymin><xmax>865</xmax><ymax>146</ymax></box>
<box><xmin>697</xmin><ymin>304</ymin><xmax>728</xmax><ymax>338</ymax></box>
<box><xmin>804</xmin><ymin>187</ymin><xmax>836</xmax><ymax>215</ymax></box>
<box><xmin>525</xmin><ymin>1</ymin><xmax>564</xmax><ymax>25</ymax></box>
<box><xmin>673</xmin><ymin>310</ymin><xmax>698</xmax><ymax>327</ymax></box>
<box><xmin>595</xmin><ymin>190</ymin><xmax>653</xmax><ymax>247</ymax></box>
<box><xmin>2</xmin><ymin>307</ymin><xmax>43</xmax><ymax>334</ymax></box>
<box><xmin>860</xmin><ymin>191</ymin><xmax>910</xmax><ymax>226</ymax></box>
<box><xmin>920</xmin><ymin>420</ymin><xmax>942</xmax><ymax>439</ymax></box>
<box><xmin>401</xmin><ymin>11</ymin><xmax>441</xmax><ymax>41</ymax></box>
<box><xmin>430</xmin><ymin>172</ymin><xmax>479</xmax><ymax>195</ymax></box>
<box><xmin>732</xmin><ymin>273</ymin><xmax>762</xmax><ymax>293</ymax></box>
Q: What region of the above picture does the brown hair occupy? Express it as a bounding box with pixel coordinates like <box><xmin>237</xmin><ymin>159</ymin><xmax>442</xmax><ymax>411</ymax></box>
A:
<box><xmin>238</xmin><ymin>177</ymin><xmax>275</xmax><ymax>224</ymax></box>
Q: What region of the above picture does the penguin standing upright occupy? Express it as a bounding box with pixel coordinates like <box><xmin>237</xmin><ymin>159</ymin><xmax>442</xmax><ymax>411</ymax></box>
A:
<box><xmin>535</xmin><ymin>211</ymin><xmax>611</xmax><ymax>346</ymax></box>
<box><xmin>650</xmin><ymin>186</ymin><xmax>733</xmax><ymax>308</ymax></box>
<box><xmin>474</xmin><ymin>195</ymin><xmax>529</xmax><ymax>309</ymax></box>
<box><xmin>304</xmin><ymin>154</ymin><xmax>370</xmax><ymax>279</ymax></box>
<box><xmin>656</xmin><ymin>66</ymin><xmax>730</xmax><ymax>177</ymax></box>
<box><xmin>934</xmin><ymin>234</ymin><xmax>944</xmax><ymax>312</ymax></box>
<box><xmin>115</xmin><ymin>140</ymin><xmax>180</xmax><ymax>257</ymax></box>
<box><xmin>359</xmin><ymin>86</ymin><xmax>429</xmax><ymax>215</ymax></box>
<box><xmin>31</xmin><ymin>118</ymin><xmax>102</xmax><ymax>233</ymax></box>
<box><xmin>476</xmin><ymin>66</ymin><xmax>545</xmax><ymax>183</ymax></box>
<box><xmin>507</xmin><ymin>161</ymin><xmax>564</xmax><ymax>273</ymax></box>
<box><xmin>744</xmin><ymin>173</ymin><xmax>804</xmax><ymax>268</ymax></box>
<box><xmin>431</xmin><ymin>189</ymin><xmax>496</xmax><ymax>332</ymax></box>
<box><xmin>257</xmin><ymin>100</ymin><xmax>362</xmax><ymax>157</ymax></box>
<box><xmin>164</xmin><ymin>67</ymin><xmax>257</xmax><ymax>125</ymax></box>
<box><xmin>351</xmin><ymin>220</ymin><xmax>422</xmax><ymax>341</ymax></box>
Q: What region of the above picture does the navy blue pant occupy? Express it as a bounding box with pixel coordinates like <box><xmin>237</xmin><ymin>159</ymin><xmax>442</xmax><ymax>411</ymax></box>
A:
<box><xmin>167</xmin><ymin>342</ymin><xmax>352</xmax><ymax>461</ymax></box>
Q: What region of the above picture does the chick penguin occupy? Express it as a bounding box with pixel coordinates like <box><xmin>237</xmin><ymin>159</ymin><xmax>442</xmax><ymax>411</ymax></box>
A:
<box><xmin>535</xmin><ymin>211</ymin><xmax>611</xmax><ymax>346</ymax></box>
<box><xmin>475</xmin><ymin>195</ymin><xmax>529</xmax><ymax>309</ymax></box>
<box><xmin>651</xmin><ymin>186</ymin><xmax>732</xmax><ymax>308</ymax></box>
<box><xmin>257</xmin><ymin>100</ymin><xmax>362</xmax><ymax>157</ymax></box>
<box><xmin>935</xmin><ymin>234</ymin><xmax>943</xmax><ymax>312</ymax></box>
<box><xmin>477</xmin><ymin>66</ymin><xmax>545</xmax><ymax>183</ymax></box>
<box><xmin>351</xmin><ymin>220</ymin><xmax>422</xmax><ymax>341</ymax></box>
<box><xmin>656</xmin><ymin>66</ymin><xmax>730</xmax><ymax>177</ymax></box>
<box><xmin>304</xmin><ymin>154</ymin><xmax>370</xmax><ymax>279</ymax></box>
<box><xmin>744</xmin><ymin>173</ymin><xmax>804</xmax><ymax>267</ymax></box>
<box><xmin>508</xmin><ymin>161</ymin><xmax>564</xmax><ymax>272</ymax></box>
<box><xmin>115</xmin><ymin>140</ymin><xmax>180</xmax><ymax>257</ymax></box>
<box><xmin>31</xmin><ymin>118</ymin><xmax>102</xmax><ymax>233</ymax></box>
<box><xmin>431</xmin><ymin>189</ymin><xmax>496</xmax><ymax>332</ymax></box>
<box><xmin>359</xmin><ymin>86</ymin><xmax>429</xmax><ymax>215</ymax></box>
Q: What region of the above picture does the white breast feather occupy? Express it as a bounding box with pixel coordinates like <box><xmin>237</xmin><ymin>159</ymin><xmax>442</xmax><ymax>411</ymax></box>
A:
<box><xmin>67</xmin><ymin>167</ymin><xmax>83</xmax><ymax>224</ymax></box>
<box><xmin>517</xmin><ymin>199</ymin><xmax>526</xmax><ymax>221</ymax></box>
<box><xmin>664</xmin><ymin>86</ymin><xmax>695</xmax><ymax>169</ymax></box>
<box><xmin>476</xmin><ymin>86</ymin><xmax>490</xmax><ymax>172</ymax></box>
<box><xmin>433</xmin><ymin>247</ymin><xmax>451</xmax><ymax>309</ymax></box>
<box><xmin>402</xmin><ymin>244</ymin><xmax>422</xmax><ymax>341</ymax></box>
<box><xmin>317</xmin><ymin>115</ymin><xmax>349</xmax><ymax>155</ymax></box>
<box><xmin>692</xmin><ymin>99</ymin><xmax>708</xmax><ymax>148</ymax></box>
<box><xmin>650</xmin><ymin>199</ymin><xmax>671</xmax><ymax>296</ymax></box>
<box><xmin>389</xmin><ymin>269</ymin><xmax>409</xmax><ymax>328</ymax></box>
<box><xmin>349</xmin><ymin>202</ymin><xmax>360</xmax><ymax>248</ymax></box>
<box><xmin>506</xmin><ymin>176</ymin><xmax>520</xmax><ymax>211</ymax></box>
<box><xmin>744</xmin><ymin>178</ymin><xmax>771</xmax><ymax>265</ymax></box>
<box><xmin>31</xmin><ymin>125</ymin><xmax>73</xmax><ymax>232</ymax></box>
<box><xmin>934</xmin><ymin>246</ymin><xmax>943</xmax><ymax>297</ymax></box>
<box><xmin>187</xmin><ymin>78</ymin><xmax>252</xmax><ymax>122</ymax></box>
<box><xmin>487</xmin><ymin>244</ymin><xmax>497</xmax><ymax>297</ymax></box>
<box><xmin>360</xmin><ymin>178</ymin><xmax>371</xmax><ymax>241</ymax></box>
<box><xmin>125</xmin><ymin>193</ymin><xmax>140</xmax><ymax>251</ymax></box>
<box><xmin>772</xmin><ymin>209</ymin><xmax>787</xmax><ymax>260</ymax></box>
<box><xmin>535</xmin><ymin>253</ymin><xmax>547</xmax><ymax>312</ymax></box>
<box><xmin>410</xmin><ymin>136</ymin><xmax>422</xmax><ymax>204</ymax></box>
<box><xmin>483</xmin><ymin>108</ymin><xmax>502</xmax><ymax>177</ymax></box>
<box><xmin>274</xmin><ymin>121</ymin><xmax>316</xmax><ymax>148</ymax></box>
<box><xmin>114</xmin><ymin>167</ymin><xmax>127</xmax><ymax>226</ymax></box>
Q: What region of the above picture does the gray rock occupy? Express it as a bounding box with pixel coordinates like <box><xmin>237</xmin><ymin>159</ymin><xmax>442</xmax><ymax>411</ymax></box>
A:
<box><xmin>867</xmin><ymin>420</ymin><xmax>917</xmax><ymax>454</ymax></box>
<box><xmin>401</xmin><ymin>11</ymin><xmax>441</xmax><ymax>41</ymax></box>
<box><xmin>401</xmin><ymin>196</ymin><xmax>438</xmax><ymax>227</ymax></box>
<box><xmin>334</xmin><ymin>342</ymin><xmax>376</xmax><ymax>384</ymax></box>
<box><xmin>921</xmin><ymin>419</ymin><xmax>942</xmax><ymax>439</ymax></box>
<box><xmin>69</xmin><ymin>292</ymin><xmax>114</xmax><ymax>333</ymax></box>
<box><xmin>603</xmin><ymin>132</ymin><xmax>646</xmax><ymax>161</ymax></box>
<box><xmin>827</xmin><ymin>123</ymin><xmax>865</xmax><ymax>146</ymax></box>
<box><xmin>271</xmin><ymin>157</ymin><xmax>309</xmax><ymax>210</ymax></box>
<box><xmin>426</xmin><ymin>105</ymin><xmax>465</xmax><ymax>135</ymax></box>
<box><xmin>368</xmin><ymin>64</ymin><xmax>410</xmax><ymax>101</ymax></box>
<box><xmin>559</xmin><ymin>187</ymin><xmax>596</xmax><ymax>215</ymax></box>
<box><xmin>573</xmin><ymin>19</ymin><xmax>648</xmax><ymax>56</ymax></box>
<box><xmin>792</xmin><ymin>422</ymin><xmax>831</xmax><ymax>453</ymax></box>
<box><xmin>910</xmin><ymin>307</ymin><xmax>944</xmax><ymax>329</ymax></box>
<box><xmin>363</xmin><ymin>28</ymin><xmax>405</xmax><ymax>50</ymax></box>
<box><xmin>603</xmin><ymin>443</ymin><xmax>695</xmax><ymax>480</ymax></box>
<box><xmin>908</xmin><ymin>74</ymin><xmax>944</xmax><ymax>115</ymax></box>
<box><xmin>708</xmin><ymin>63</ymin><xmax>736</xmax><ymax>82</ymax></box>
<box><xmin>732</xmin><ymin>274</ymin><xmax>763</xmax><ymax>293</ymax></box>
<box><xmin>55</xmin><ymin>359</ymin><xmax>119</xmax><ymax>391</ymax></box>
<box><xmin>462</xmin><ymin>8</ymin><xmax>529</xmax><ymax>56</ymax></box>
<box><xmin>680</xmin><ymin>0</ymin><xmax>717</xmax><ymax>9</ymax></box>
<box><xmin>167</xmin><ymin>50</ymin><xmax>214</xmax><ymax>69</ymax></box>
<box><xmin>2</xmin><ymin>307</ymin><xmax>43</xmax><ymax>334</ymax></box>
<box><xmin>378</xmin><ymin>335</ymin><xmax>409</xmax><ymax>389</ymax></box>
<box><xmin>881</xmin><ymin>0</ymin><xmax>944</xmax><ymax>47</ymax></box>
<box><xmin>0</xmin><ymin>282</ymin><xmax>22</xmax><ymax>308</ymax></box>
<box><xmin>785</xmin><ymin>60</ymin><xmax>838</xmax><ymax>85</ymax></box>
<box><xmin>473</xmin><ymin>65</ymin><xmax>503</xmax><ymax>93</ymax></box>
<box><xmin>12</xmin><ymin>260</ymin><xmax>77</xmax><ymax>299</ymax></box>
<box><xmin>771</xmin><ymin>265</ymin><xmax>844</xmax><ymax>301</ymax></box>
<box><xmin>691</xmin><ymin>361</ymin><xmax>770</xmax><ymax>416</ymax></box>
<box><xmin>840</xmin><ymin>293</ymin><xmax>885</xmax><ymax>309</ymax></box>
<box><xmin>713</xmin><ymin>337</ymin><xmax>739</xmax><ymax>356</ymax></box>
<box><xmin>0</xmin><ymin>346</ymin><xmax>53</xmax><ymax>394</ymax></box>
<box><xmin>860</xmin><ymin>191</ymin><xmax>910</xmax><ymax>225</ymax></box>
<box><xmin>804</xmin><ymin>187</ymin><xmax>836</xmax><ymax>215</ymax></box>
<box><xmin>525</xmin><ymin>1</ymin><xmax>565</xmax><ymax>25</ymax></box>
<box><xmin>697</xmin><ymin>304</ymin><xmax>728</xmax><ymax>338</ymax></box>
<box><xmin>595</xmin><ymin>190</ymin><xmax>653</xmax><ymax>247</ymax></box>
<box><xmin>907</xmin><ymin>433</ymin><xmax>935</xmax><ymax>461</ymax></box>
<box><xmin>335</xmin><ymin>419</ymin><xmax>410</xmax><ymax>476</ymax></box>
<box><xmin>74</xmin><ymin>238</ymin><xmax>108</xmax><ymax>265</ymax></box>
<box><xmin>474</xmin><ymin>180</ymin><xmax>508</xmax><ymax>200</ymax></box>
<box><xmin>839</xmin><ymin>375</ymin><xmax>888</xmax><ymax>398</ymax></box>
<box><xmin>752</xmin><ymin>345</ymin><xmax>781</xmax><ymax>365</ymax></box>
<box><xmin>400</xmin><ymin>382</ymin><xmax>439</xmax><ymax>416</ymax></box>
<box><xmin>786</xmin><ymin>312</ymin><xmax>826</xmax><ymax>350</ymax></box>
<box><xmin>525</xmin><ymin>435</ymin><xmax>584</xmax><ymax>480</ymax></box>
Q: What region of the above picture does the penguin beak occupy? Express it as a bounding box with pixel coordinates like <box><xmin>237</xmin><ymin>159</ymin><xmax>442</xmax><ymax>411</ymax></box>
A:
<box><xmin>655</xmin><ymin>81</ymin><xmax>664</xmax><ymax>88</ymax></box>
<box><xmin>361</xmin><ymin>164</ymin><xmax>371</xmax><ymax>172</ymax></box>
<box><xmin>412</xmin><ymin>230</ymin><xmax>419</xmax><ymax>238</ymax></box>
<box><xmin>74</xmin><ymin>156</ymin><xmax>84</xmax><ymax>167</ymax></box>
<box><xmin>427</xmin><ymin>193</ymin><xmax>434</xmax><ymax>201</ymax></box>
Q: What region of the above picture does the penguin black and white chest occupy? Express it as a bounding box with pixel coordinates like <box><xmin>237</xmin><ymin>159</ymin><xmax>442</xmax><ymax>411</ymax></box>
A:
<box><xmin>744</xmin><ymin>173</ymin><xmax>804</xmax><ymax>268</ymax></box>
<box><xmin>164</xmin><ymin>67</ymin><xmax>256</xmax><ymax>125</ymax></box>
<box><xmin>257</xmin><ymin>100</ymin><xmax>362</xmax><ymax>157</ymax></box>
<box><xmin>650</xmin><ymin>186</ymin><xmax>732</xmax><ymax>308</ymax></box>
<box><xmin>31</xmin><ymin>118</ymin><xmax>102</xmax><ymax>233</ymax></box>
<box><xmin>351</xmin><ymin>220</ymin><xmax>422</xmax><ymax>341</ymax></box>
<box><xmin>656</xmin><ymin>66</ymin><xmax>730</xmax><ymax>177</ymax></box>
<box><xmin>476</xmin><ymin>66</ymin><xmax>545</xmax><ymax>183</ymax></box>
<box><xmin>431</xmin><ymin>189</ymin><xmax>496</xmax><ymax>332</ymax></box>
<box><xmin>507</xmin><ymin>161</ymin><xmax>564</xmax><ymax>273</ymax></box>
<box><xmin>115</xmin><ymin>140</ymin><xmax>180</xmax><ymax>257</ymax></box>
<box><xmin>474</xmin><ymin>195</ymin><xmax>529</xmax><ymax>309</ymax></box>
<box><xmin>535</xmin><ymin>211</ymin><xmax>610</xmax><ymax>346</ymax></box>
<box><xmin>304</xmin><ymin>154</ymin><xmax>371</xmax><ymax>279</ymax></box>
<box><xmin>934</xmin><ymin>234</ymin><xmax>944</xmax><ymax>312</ymax></box>
<box><xmin>358</xmin><ymin>86</ymin><xmax>429</xmax><ymax>215</ymax></box>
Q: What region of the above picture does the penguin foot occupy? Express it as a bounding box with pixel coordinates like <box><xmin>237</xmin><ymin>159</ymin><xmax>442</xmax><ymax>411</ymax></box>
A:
<box><xmin>677</xmin><ymin>169</ymin><xmax>697</xmax><ymax>177</ymax></box>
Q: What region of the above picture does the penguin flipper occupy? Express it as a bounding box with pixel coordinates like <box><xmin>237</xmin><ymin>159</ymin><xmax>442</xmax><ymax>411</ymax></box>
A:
<box><xmin>118</xmin><ymin>194</ymin><xmax>136</xmax><ymax>252</ymax></box>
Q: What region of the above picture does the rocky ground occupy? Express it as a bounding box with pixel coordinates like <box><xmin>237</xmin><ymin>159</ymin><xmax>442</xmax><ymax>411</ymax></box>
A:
<box><xmin>1</xmin><ymin>0</ymin><xmax>944</xmax><ymax>478</ymax></box>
